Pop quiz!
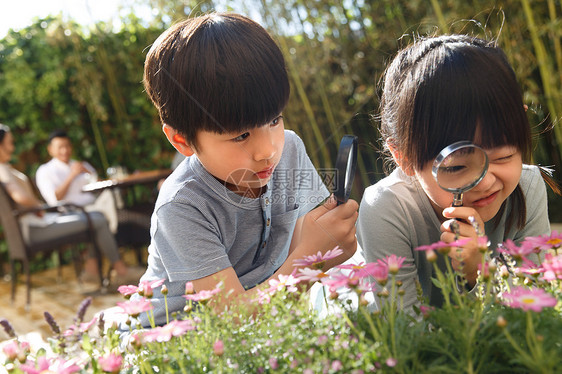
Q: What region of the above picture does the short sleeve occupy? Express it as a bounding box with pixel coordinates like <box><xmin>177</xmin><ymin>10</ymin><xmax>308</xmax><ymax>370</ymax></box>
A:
<box><xmin>152</xmin><ymin>200</ymin><xmax>233</xmax><ymax>282</ymax></box>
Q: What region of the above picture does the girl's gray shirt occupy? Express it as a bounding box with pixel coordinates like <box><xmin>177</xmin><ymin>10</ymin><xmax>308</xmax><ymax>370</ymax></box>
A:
<box><xmin>357</xmin><ymin>165</ymin><xmax>550</xmax><ymax>310</ymax></box>
<box><xmin>137</xmin><ymin>130</ymin><xmax>329</xmax><ymax>327</ymax></box>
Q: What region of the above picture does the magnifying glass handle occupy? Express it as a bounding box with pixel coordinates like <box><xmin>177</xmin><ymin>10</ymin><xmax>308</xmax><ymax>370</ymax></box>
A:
<box><xmin>452</xmin><ymin>192</ymin><xmax>464</xmax><ymax>207</ymax></box>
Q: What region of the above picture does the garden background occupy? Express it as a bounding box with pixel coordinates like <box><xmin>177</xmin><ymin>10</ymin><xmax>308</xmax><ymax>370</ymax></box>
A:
<box><xmin>1</xmin><ymin>0</ymin><xmax>561</xmax><ymax>265</ymax></box>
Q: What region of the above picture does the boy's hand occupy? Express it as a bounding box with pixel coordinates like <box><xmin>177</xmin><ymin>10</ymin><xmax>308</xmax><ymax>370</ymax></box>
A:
<box><xmin>440</xmin><ymin>207</ymin><xmax>485</xmax><ymax>286</ymax></box>
<box><xmin>297</xmin><ymin>195</ymin><xmax>358</xmax><ymax>269</ymax></box>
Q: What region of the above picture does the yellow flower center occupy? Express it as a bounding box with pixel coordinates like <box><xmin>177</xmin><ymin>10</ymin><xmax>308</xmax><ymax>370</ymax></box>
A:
<box><xmin>522</xmin><ymin>297</ymin><xmax>535</xmax><ymax>305</ymax></box>
<box><xmin>547</xmin><ymin>238</ymin><xmax>561</xmax><ymax>247</ymax></box>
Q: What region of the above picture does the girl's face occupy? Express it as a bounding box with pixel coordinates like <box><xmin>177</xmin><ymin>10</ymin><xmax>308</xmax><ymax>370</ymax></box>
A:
<box><xmin>415</xmin><ymin>145</ymin><xmax>523</xmax><ymax>223</ymax></box>
<box><xmin>0</xmin><ymin>132</ymin><xmax>15</xmax><ymax>163</ymax></box>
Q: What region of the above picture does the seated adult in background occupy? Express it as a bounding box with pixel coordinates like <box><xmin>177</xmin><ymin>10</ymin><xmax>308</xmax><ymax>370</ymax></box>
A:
<box><xmin>0</xmin><ymin>124</ymin><xmax>143</xmax><ymax>287</ymax></box>
<box><xmin>35</xmin><ymin>130</ymin><xmax>118</xmax><ymax>233</ymax></box>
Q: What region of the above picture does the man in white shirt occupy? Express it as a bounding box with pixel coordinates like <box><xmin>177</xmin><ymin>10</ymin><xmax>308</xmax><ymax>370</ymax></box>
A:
<box><xmin>35</xmin><ymin>130</ymin><xmax>118</xmax><ymax>233</ymax></box>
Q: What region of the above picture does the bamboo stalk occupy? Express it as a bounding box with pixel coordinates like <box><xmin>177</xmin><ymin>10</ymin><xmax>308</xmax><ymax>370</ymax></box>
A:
<box><xmin>68</xmin><ymin>30</ymin><xmax>109</xmax><ymax>173</ymax></box>
<box><xmin>430</xmin><ymin>0</ymin><xmax>449</xmax><ymax>33</ymax></box>
<box><xmin>521</xmin><ymin>0</ymin><xmax>562</xmax><ymax>150</ymax></box>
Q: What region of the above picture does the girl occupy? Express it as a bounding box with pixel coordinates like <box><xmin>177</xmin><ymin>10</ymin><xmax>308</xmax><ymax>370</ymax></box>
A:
<box><xmin>357</xmin><ymin>35</ymin><xmax>552</xmax><ymax>309</ymax></box>
<box><xmin>0</xmin><ymin>124</ymin><xmax>144</xmax><ymax>288</ymax></box>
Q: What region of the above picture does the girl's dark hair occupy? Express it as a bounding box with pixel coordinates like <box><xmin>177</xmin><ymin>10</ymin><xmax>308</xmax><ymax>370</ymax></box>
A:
<box><xmin>0</xmin><ymin>123</ymin><xmax>10</xmax><ymax>143</ymax></box>
<box><xmin>380</xmin><ymin>35</ymin><xmax>532</xmax><ymax>230</ymax></box>
<box><xmin>144</xmin><ymin>12</ymin><xmax>290</xmax><ymax>148</ymax></box>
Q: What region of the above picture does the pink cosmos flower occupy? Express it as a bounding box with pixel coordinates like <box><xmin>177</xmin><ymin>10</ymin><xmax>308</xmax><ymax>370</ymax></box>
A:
<box><xmin>141</xmin><ymin>319</ymin><xmax>197</xmax><ymax>343</ymax></box>
<box><xmin>321</xmin><ymin>271</ymin><xmax>353</xmax><ymax>292</ymax></box>
<box><xmin>296</xmin><ymin>268</ymin><xmax>331</xmax><ymax>282</ymax></box>
<box><xmin>2</xmin><ymin>339</ymin><xmax>20</xmax><ymax>361</ymax></box>
<box><xmin>183</xmin><ymin>283</ymin><xmax>222</xmax><ymax>304</ymax></box>
<box><xmin>255</xmin><ymin>288</ymin><xmax>271</xmax><ymax>304</ymax></box>
<box><xmin>185</xmin><ymin>282</ymin><xmax>195</xmax><ymax>294</ymax></box>
<box><xmin>379</xmin><ymin>255</ymin><xmax>406</xmax><ymax>274</ymax></box>
<box><xmin>98</xmin><ymin>352</ymin><xmax>123</xmax><ymax>373</ymax></box>
<box><xmin>293</xmin><ymin>247</ymin><xmax>343</xmax><ymax>269</ymax></box>
<box><xmin>116</xmin><ymin>285</ymin><xmax>139</xmax><ymax>298</ymax></box>
<box><xmin>63</xmin><ymin>316</ymin><xmax>99</xmax><ymax>337</ymax></box>
<box><xmin>386</xmin><ymin>357</ymin><xmax>397</xmax><ymax>367</ymax></box>
<box><xmin>138</xmin><ymin>279</ymin><xmax>166</xmax><ymax>298</ymax></box>
<box><xmin>117</xmin><ymin>297</ymin><xmax>153</xmax><ymax>317</ymax></box>
<box><xmin>336</xmin><ymin>262</ymin><xmax>384</xmax><ymax>279</ymax></box>
<box><xmin>416</xmin><ymin>239</ymin><xmax>472</xmax><ymax>254</ymax></box>
<box><xmin>522</xmin><ymin>230</ymin><xmax>562</xmax><ymax>251</ymax></box>
<box><xmin>117</xmin><ymin>279</ymin><xmax>165</xmax><ymax>298</ymax></box>
<box><xmin>502</xmin><ymin>286</ymin><xmax>557</xmax><ymax>312</ymax></box>
<box><xmin>415</xmin><ymin>241</ymin><xmax>451</xmax><ymax>252</ymax></box>
<box><xmin>267</xmin><ymin>272</ymin><xmax>301</xmax><ymax>293</ymax></box>
<box><xmin>541</xmin><ymin>253</ymin><xmax>562</xmax><ymax>281</ymax></box>
<box><xmin>331</xmin><ymin>360</ymin><xmax>343</xmax><ymax>371</ymax></box>
<box><xmin>20</xmin><ymin>356</ymin><xmax>81</xmax><ymax>374</ymax></box>
<box><xmin>213</xmin><ymin>339</ymin><xmax>224</xmax><ymax>356</ymax></box>
<box><xmin>517</xmin><ymin>257</ymin><xmax>544</xmax><ymax>278</ymax></box>
<box><xmin>498</xmin><ymin>239</ymin><xmax>536</xmax><ymax>259</ymax></box>
<box><xmin>269</xmin><ymin>357</ymin><xmax>279</xmax><ymax>370</ymax></box>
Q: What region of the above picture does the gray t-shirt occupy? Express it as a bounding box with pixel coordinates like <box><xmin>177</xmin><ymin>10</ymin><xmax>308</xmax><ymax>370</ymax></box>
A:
<box><xmin>136</xmin><ymin>130</ymin><xmax>330</xmax><ymax>326</ymax></box>
<box><xmin>357</xmin><ymin>164</ymin><xmax>550</xmax><ymax>310</ymax></box>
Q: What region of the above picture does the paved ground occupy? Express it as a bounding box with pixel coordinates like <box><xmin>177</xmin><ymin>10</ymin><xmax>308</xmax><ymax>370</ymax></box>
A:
<box><xmin>0</xmin><ymin>249</ymin><xmax>144</xmax><ymax>343</ymax></box>
<box><xmin>0</xmin><ymin>265</ymin><xmax>126</xmax><ymax>342</ymax></box>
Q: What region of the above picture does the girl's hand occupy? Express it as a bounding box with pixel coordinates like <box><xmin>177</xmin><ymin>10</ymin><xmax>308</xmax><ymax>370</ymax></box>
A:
<box><xmin>440</xmin><ymin>207</ymin><xmax>485</xmax><ymax>286</ymax></box>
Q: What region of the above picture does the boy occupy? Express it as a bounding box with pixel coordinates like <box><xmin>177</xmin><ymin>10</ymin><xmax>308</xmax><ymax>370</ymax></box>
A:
<box><xmin>137</xmin><ymin>12</ymin><xmax>358</xmax><ymax>326</ymax></box>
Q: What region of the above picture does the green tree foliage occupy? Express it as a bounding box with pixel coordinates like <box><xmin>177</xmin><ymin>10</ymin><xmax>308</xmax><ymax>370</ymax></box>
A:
<box><xmin>0</xmin><ymin>0</ymin><xmax>560</xmax><ymax>214</ymax></box>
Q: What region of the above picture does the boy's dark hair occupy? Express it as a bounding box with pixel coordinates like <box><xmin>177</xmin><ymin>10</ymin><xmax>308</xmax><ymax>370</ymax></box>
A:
<box><xmin>48</xmin><ymin>129</ymin><xmax>69</xmax><ymax>144</ymax></box>
<box><xmin>143</xmin><ymin>12</ymin><xmax>290</xmax><ymax>149</ymax></box>
<box><xmin>380</xmin><ymin>34</ymin><xmax>533</xmax><ymax>231</ymax></box>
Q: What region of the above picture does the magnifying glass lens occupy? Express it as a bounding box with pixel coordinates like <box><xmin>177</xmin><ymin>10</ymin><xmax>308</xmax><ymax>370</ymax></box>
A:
<box><xmin>432</xmin><ymin>141</ymin><xmax>489</xmax><ymax>206</ymax></box>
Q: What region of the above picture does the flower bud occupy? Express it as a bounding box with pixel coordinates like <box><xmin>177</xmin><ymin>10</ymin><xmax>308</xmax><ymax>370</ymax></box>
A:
<box><xmin>161</xmin><ymin>284</ymin><xmax>168</xmax><ymax>296</ymax></box>
<box><xmin>377</xmin><ymin>289</ymin><xmax>389</xmax><ymax>298</ymax></box>
<box><xmin>185</xmin><ymin>282</ymin><xmax>195</xmax><ymax>295</ymax></box>
<box><xmin>426</xmin><ymin>249</ymin><xmax>437</xmax><ymax>263</ymax></box>
<box><xmin>496</xmin><ymin>316</ymin><xmax>507</xmax><ymax>328</ymax></box>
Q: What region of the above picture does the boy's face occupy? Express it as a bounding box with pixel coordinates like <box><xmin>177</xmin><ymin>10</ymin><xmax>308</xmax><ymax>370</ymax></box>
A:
<box><xmin>194</xmin><ymin>115</ymin><xmax>285</xmax><ymax>197</ymax></box>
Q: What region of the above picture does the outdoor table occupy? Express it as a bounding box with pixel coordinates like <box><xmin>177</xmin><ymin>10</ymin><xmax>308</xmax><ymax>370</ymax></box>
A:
<box><xmin>82</xmin><ymin>169</ymin><xmax>172</xmax><ymax>193</ymax></box>
<box><xmin>82</xmin><ymin>169</ymin><xmax>172</xmax><ymax>264</ymax></box>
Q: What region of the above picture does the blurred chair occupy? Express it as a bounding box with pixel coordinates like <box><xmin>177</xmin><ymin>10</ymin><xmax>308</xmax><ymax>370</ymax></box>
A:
<box><xmin>0</xmin><ymin>183</ymin><xmax>104</xmax><ymax>307</ymax></box>
<box><xmin>115</xmin><ymin>203</ymin><xmax>152</xmax><ymax>265</ymax></box>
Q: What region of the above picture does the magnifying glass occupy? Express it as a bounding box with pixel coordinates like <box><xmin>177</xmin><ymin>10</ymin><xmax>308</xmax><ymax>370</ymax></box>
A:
<box><xmin>334</xmin><ymin>135</ymin><xmax>358</xmax><ymax>205</ymax></box>
<box><xmin>432</xmin><ymin>141</ymin><xmax>489</xmax><ymax>207</ymax></box>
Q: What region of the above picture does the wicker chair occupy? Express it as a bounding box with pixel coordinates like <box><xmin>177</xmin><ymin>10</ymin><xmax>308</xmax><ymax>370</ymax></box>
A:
<box><xmin>0</xmin><ymin>183</ymin><xmax>104</xmax><ymax>307</ymax></box>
